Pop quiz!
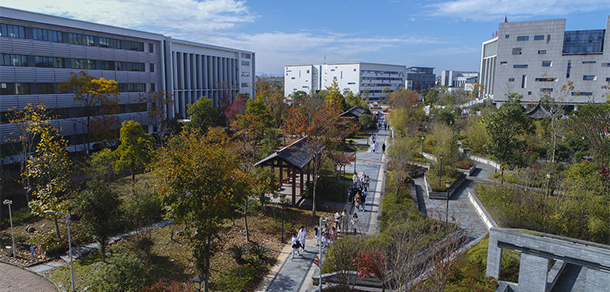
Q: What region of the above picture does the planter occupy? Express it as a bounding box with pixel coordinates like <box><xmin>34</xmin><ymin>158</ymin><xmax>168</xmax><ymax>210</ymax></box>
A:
<box><xmin>457</xmin><ymin>163</ymin><xmax>476</xmax><ymax>176</ymax></box>
<box><xmin>424</xmin><ymin>173</ymin><xmax>466</xmax><ymax>200</ymax></box>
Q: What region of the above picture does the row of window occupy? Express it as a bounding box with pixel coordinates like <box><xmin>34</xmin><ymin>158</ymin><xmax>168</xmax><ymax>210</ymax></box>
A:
<box><xmin>515</xmin><ymin>34</ymin><xmax>551</xmax><ymax>41</ymax></box>
<box><xmin>508</xmin><ymin>75</ymin><xmax>602</xmax><ymax>83</ymax></box>
<box><xmin>0</xmin><ymin>103</ymin><xmax>148</xmax><ymax>125</ymax></box>
<box><xmin>0</xmin><ymin>82</ymin><xmax>148</xmax><ymax>95</ymax></box>
<box><xmin>1</xmin><ymin>23</ymin><xmax>149</xmax><ymax>52</ymax></box>
<box><xmin>0</xmin><ymin>53</ymin><xmax>151</xmax><ymax>72</ymax></box>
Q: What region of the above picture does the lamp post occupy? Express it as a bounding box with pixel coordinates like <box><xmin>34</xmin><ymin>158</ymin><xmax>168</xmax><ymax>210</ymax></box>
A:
<box><xmin>421</xmin><ymin>136</ymin><xmax>425</xmax><ymax>155</ymax></box>
<box><xmin>318</xmin><ymin>217</ymin><xmax>328</xmax><ymax>292</ymax></box>
<box><xmin>445</xmin><ymin>181</ymin><xmax>452</xmax><ymax>223</ymax></box>
<box><xmin>279</xmin><ymin>193</ymin><xmax>286</xmax><ymax>243</ymax></box>
<box><xmin>546</xmin><ymin>172</ymin><xmax>553</xmax><ymax>199</ymax></box>
<box><xmin>192</xmin><ymin>275</ymin><xmax>205</xmax><ymax>292</ymax></box>
<box><xmin>44</xmin><ymin>210</ymin><xmax>75</xmax><ymax>292</ymax></box>
<box><xmin>3</xmin><ymin>200</ymin><xmax>15</xmax><ymax>258</ymax></box>
<box><xmin>439</xmin><ymin>154</ymin><xmax>445</xmax><ymax>188</ymax></box>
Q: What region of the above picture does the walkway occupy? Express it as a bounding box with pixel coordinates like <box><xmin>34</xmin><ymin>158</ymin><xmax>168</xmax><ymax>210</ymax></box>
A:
<box><xmin>257</xmin><ymin>127</ymin><xmax>389</xmax><ymax>292</ymax></box>
<box><xmin>0</xmin><ymin>262</ymin><xmax>57</xmax><ymax>292</ymax></box>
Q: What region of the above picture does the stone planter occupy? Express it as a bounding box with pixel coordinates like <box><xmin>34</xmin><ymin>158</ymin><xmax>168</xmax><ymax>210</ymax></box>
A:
<box><xmin>457</xmin><ymin>163</ymin><xmax>476</xmax><ymax>176</ymax></box>
<box><xmin>424</xmin><ymin>173</ymin><xmax>467</xmax><ymax>200</ymax></box>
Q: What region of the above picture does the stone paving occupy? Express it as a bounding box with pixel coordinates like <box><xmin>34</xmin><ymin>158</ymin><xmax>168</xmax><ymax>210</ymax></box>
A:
<box><xmin>0</xmin><ymin>261</ymin><xmax>58</xmax><ymax>292</ymax></box>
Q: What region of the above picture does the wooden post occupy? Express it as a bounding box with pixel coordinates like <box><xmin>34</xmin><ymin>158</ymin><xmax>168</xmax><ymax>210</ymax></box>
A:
<box><xmin>307</xmin><ymin>163</ymin><xmax>311</xmax><ymax>183</ymax></box>
<box><xmin>300</xmin><ymin>168</ymin><xmax>304</xmax><ymax>196</ymax></box>
<box><xmin>279</xmin><ymin>160</ymin><xmax>283</xmax><ymax>184</ymax></box>
<box><xmin>291</xmin><ymin>168</ymin><xmax>296</xmax><ymax>204</ymax></box>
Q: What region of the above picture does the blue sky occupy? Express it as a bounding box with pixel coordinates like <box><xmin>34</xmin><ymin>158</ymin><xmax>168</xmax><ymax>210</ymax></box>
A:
<box><xmin>5</xmin><ymin>0</ymin><xmax>610</xmax><ymax>76</ymax></box>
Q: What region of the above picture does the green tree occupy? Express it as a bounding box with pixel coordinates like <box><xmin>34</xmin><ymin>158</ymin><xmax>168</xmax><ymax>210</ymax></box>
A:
<box><xmin>155</xmin><ymin>128</ymin><xmax>251</xmax><ymax>291</ymax></box>
<box><xmin>86</xmin><ymin>148</ymin><xmax>117</xmax><ymax>182</ymax></box>
<box><xmin>325</xmin><ymin>79</ymin><xmax>345</xmax><ymax>112</ymax></box>
<box><xmin>59</xmin><ymin>71</ymin><xmax>119</xmax><ymax>153</ymax></box>
<box><xmin>185</xmin><ymin>97</ymin><xmax>219</xmax><ymax>134</ymax></box>
<box><xmin>387</xmin><ymin>137</ymin><xmax>418</xmax><ymax>194</ymax></box>
<box><xmin>75</xmin><ymin>180</ymin><xmax>123</xmax><ymax>262</ymax></box>
<box><xmin>114</xmin><ymin>121</ymin><xmax>155</xmax><ymax>184</ymax></box>
<box><xmin>344</xmin><ymin>89</ymin><xmax>368</xmax><ymax>110</ymax></box>
<box><xmin>139</xmin><ymin>90</ymin><xmax>174</xmax><ymax>146</ymax></box>
<box><xmin>484</xmin><ymin>95</ymin><xmax>534</xmax><ymax>183</ymax></box>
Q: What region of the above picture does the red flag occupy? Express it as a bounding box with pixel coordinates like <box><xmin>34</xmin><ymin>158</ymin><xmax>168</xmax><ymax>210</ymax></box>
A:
<box><xmin>505</xmin><ymin>15</ymin><xmax>508</xmax><ymax>22</ymax></box>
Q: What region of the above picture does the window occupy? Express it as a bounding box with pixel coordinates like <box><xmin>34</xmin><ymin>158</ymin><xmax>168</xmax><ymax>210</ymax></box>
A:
<box><xmin>129</xmin><ymin>103</ymin><xmax>147</xmax><ymax>113</ymax></box>
<box><xmin>512</xmin><ymin>48</ymin><xmax>523</xmax><ymax>55</ymax></box>
<box><xmin>150</xmin><ymin>83</ymin><xmax>155</xmax><ymax>91</ymax></box>
<box><xmin>71</xmin><ymin>59</ymin><xmax>96</xmax><ymax>69</ymax></box>
<box><xmin>500</xmin><ymin>61</ymin><xmax>508</xmax><ymax>65</ymax></box>
<box><xmin>583</xmin><ymin>75</ymin><xmax>596</xmax><ymax>81</ymax></box>
<box><xmin>0</xmin><ymin>24</ymin><xmax>26</xmax><ymax>38</ymax></box>
<box><xmin>528</xmin><ymin>91</ymin><xmax>532</xmax><ymax>95</ymax></box>
<box><xmin>348</xmin><ymin>82</ymin><xmax>356</xmax><ymax>85</ymax></box>
<box><xmin>534</xmin><ymin>35</ymin><xmax>545</xmax><ymax>40</ymax></box>
<box><xmin>241</xmin><ymin>83</ymin><xmax>250</xmax><ymax>88</ymax></box>
<box><xmin>69</xmin><ymin>33</ymin><xmax>95</xmax><ymax>46</ymax></box>
<box><xmin>566</xmin><ymin>61</ymin><xmax>572</xmax><ymax>78</ymax></box>
<box><xmin>535</xmin><ymin>77</ymin><xmax>555</xmax><ymax>82</ymax></box>
<box><xmin>582</xmin><ymin>60</ymin><xmax>596</xmax><ymax>64</ymax></box>
<box><xmin>505</xmin><ymin>34</ymin><xmax>510</xmax><ymax>38</ymax></box>
<box><xmin>241</xmin><ymin>72</ymin><xmax>250</xmax><ymax>77</ymax></box>
<box><xmin>514</xmin><ymin>64</ymin><xmax>528</xmax><ymax>68</ymax></box>
<box><xmin>606</xmin><ymin>77</ymin><xmax>610</xmax><ymax>82</ymax></box>
<box><xmin>33</xmin><ymin>28</ymin><xmax>63</xmax><ymax>42</ymax></box>
<box><xmin>542</xmin><ymin>61</ymin><xmax>552</xmax><ymax>67</ymax></box>
<box><xmin>37</xmin><ymin>83</ymin><xmax>61</xmax><ymax>94</ymax></box>
<box><xmin>517</xmin><ymin>36</ymin><xmax>529</xmax><ymax>41</ymax></box>
<box><xmin>307</xmin><ymin>70</ymin><xmax>310</xmax><ymax>73</ymax></box>
<box><xmin>302</xmin><ymin>86</ymin><xmax>308</xmax><ymax>88</ymax></box>
<box><xmin>602</xmin><ymin>63</ymin><xmax>610</xmax><ymax>67</ymax></box>
<box><xmin>127</xmin><ymin>83</ymin><xmax>146</xmax><ymax>92</ymax></box>
<box><xmin>291</xmin><ymin>77</ymin><xmax>295</xmax><ymax>79</ymax></box>
<box><xmin>540</xmin><ymin>88</ymin><xmax>553</xmax><ymax>93</ymax></box>
<box><xmin>241</xmin><ymin>61</ymin><xmax>250</xmax><ymax>66</ymax></box>
<box><xmin>547</xmin><ymin>35</ymin><xmax>551</xmax><ymax>41</ymax></box>
<box><xmin>149</xmin><ymin>63</ymin><xmax>154</xmax><ymax>72</ymax></box>
<box><xmin>330</xmin><ymin>69</ymin><xmax>335</xmax><ymax>71</ymax></box>
<box><xmin>1</xmin><ymin>54</ymin><xmax>27</xmax><ymax>66</ymax></box>
<box><xmin>563</xmin><ymin>30</ymin><xmax>605</xmax><ymax>54</ymax></box>
<box><xmin>508</xmin><ymin>78</ymin><xmax>515</xmax><ymax>82</ymax></box>
<box><xmin>124</xmin><ymin>62</ymin><xmax>145</xmax><ymax>72</ymax></box>
<box><xmin>241</xmin><ymin>53</ymin><xmax>251</xmax><ymax>59</ymax></box>
<box><xmin>538</xmin><ymin>50</ymin><xmax>547</xmax><ymax>54</ymax></box>
<box><xmin>101</xmin><ymin>61</ymin><xmax>121</xmax><ymax>71</ymax></box>
<box><xmin>99</xmin><ymin>37</ymin><xmax>121</xmax><ymax>49</ymax></box>
<box><xmin>35</xmin><ymin>56</ymin><xmax>64</xmax><ymax>68</ymax></box>
<box><xmin>0</xmin><ymin>83</ymin><xmax>30</xmax><ymax>95</ymax></box>
<box><xmin>571</xmin><ymin>92</ymin><xmax>593</xmax><ymax>96</ymax></box>
<box><xmin>125</xmin><ymin>41</ymin><xmax>144</xmax><ymax>51</ymax></box>
<box><xmin>149</xmin><ymin>43</ymin><xmax>154</xmax><ymax>53</ymax></box>
<box><xmin>521</xmin><ymin>75</ymin><xmax>527</xmax><ymax>88</ymax></box>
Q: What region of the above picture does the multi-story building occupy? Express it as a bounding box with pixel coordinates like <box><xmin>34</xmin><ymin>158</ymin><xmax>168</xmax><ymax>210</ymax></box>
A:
<box><xmin>405</xmin><ymin>66</ymin><xmax>436</xmax><ymax>91</ymax></box>
<box><xmin>440</xmin><ymin>70</ymin><xmax>479</xmax><ymax>89</ymax></box>
<box><xmin>1</xmin><ymin>7</ymin><xmax>255</xmax><ymax>159</ymax></box>
<box><xmin>480</xmin><ymin>16</ymin><xmax>610</xmax><ymax>107</ymax></box>
<box><xmin>284</xmin><ymin>62</ymin><xmax>406</xmax><ymax>102</ymax></box>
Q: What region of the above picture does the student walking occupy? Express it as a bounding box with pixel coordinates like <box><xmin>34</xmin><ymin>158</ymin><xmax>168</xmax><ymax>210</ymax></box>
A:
<box><xmin>298</xmin><ymin>226</ymin><xmax>308</xmax><ymax>251</ymax></box>
<box><xmin>351</xmin><ymin>213</ymin><xmax>359</xmax><ymax>234</ymax></box>
<box><xmin>291</xmin><ymin>233</ymin><xmax>300</xmax><ymax>258</ymax></box>
<box><xmin>314</xmin><ymin>224</ymin><xmax>321</xmax><ymax>246</ymax></box>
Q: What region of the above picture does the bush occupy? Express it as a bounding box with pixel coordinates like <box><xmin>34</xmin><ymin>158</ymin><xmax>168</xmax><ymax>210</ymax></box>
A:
<box><xmin>88</xmin><ymin>253</ymin><xmax>150</xmax><ymax>292</ymax></box>
<box><xmin>228</xmin><ymin>245</ymin><xmax>249</xmax><ymax>263</ymax></box>
<box><xmin>427</xmin><ymin>167</ymin><xmax>463</xmax><ymax>192</ymax></box>
<box><xmin>250</xmin><ymin>245</ymin><xmax>270</xmax><ymax>260</ymax></box>
<box><xmin>454</xmin><ymin>160</ymin><xmax>474</xmax><ymax>170</ymax></box>
<box><xmin>214</xmin><ymin>264</ymin><xmax>259</xmax><ymax>292</ymax></box>
<box><xmin>122</xmin><ymin>191</ymin><xmax>163</xmax><ymax>231</ymax></box>
<box><xmin>41</xmin><ymin>234</ymin><xmax>68</xmax><ymax>257</ymax></box>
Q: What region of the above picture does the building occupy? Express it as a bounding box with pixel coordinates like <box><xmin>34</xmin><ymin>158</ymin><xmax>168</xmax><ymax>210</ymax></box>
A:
<box><xmin>405</xmin><ymin>66</ymin><xmax>436</xmax><ymax>91</ymax></box>
<box><xmin>480</xmin><ymin>16</ymin><xmax>610</xmax><ymax>106</ymax></box>
<box><xmin>440</xmin><ymin>70</ymin><xmax>479</xmax><ymax>89</ymax></box>
<box><xmin>284</xmin><ymin>62</ymin><xmax>406</xmax><ymax>102</ymax></box>
<box><xmin>1</xmin><ymin>7</ymin><xmax>255</xmax><ymax>158</ymax></box>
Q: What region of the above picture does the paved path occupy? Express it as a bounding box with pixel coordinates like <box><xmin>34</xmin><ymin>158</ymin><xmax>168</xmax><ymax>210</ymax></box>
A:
<box><xmin>257</xmin><ymin>127</ymin><xmax>389</xmax><ymax>292</ymax></box>
<box><xmin>0</xmin><ymin>262</ymin><xmax>58</xmax><ymax>292</ymax></box>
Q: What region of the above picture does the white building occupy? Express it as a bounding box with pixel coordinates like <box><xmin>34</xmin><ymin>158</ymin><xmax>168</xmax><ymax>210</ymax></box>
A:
<box><xmin>1</xmin><ymin>7</ymin><xmax>255</xmax><ymax>158</ymax></box>
<box><xmin>284</xmin><ymin>62</ymin><xmax>406</xmax><ymax>102</ymax></box>
<box><xmin>440</xmin><ymin>70</ymin><xmax>479</xmax><ymax>89</ymax></box>
<box><xmin>480</xmin><ymin>16</ymin><xmax>610</xmax><ymax>106</ymax></box>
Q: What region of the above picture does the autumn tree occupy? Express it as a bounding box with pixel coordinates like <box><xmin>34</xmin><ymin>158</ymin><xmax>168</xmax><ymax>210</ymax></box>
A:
<box><xmin>484</xmin><ymin>94</ymin><xmax>535</xmax><ymax>183</ymax></box>
<box><xmin>325</xmin><ymin>79</ymin><xmax>345</xmax><ymax>112</ymax></box>
<box><xmin>387</xmin><ymin>137</ymin><xmax>418</xmax><ymax>194</ymax></box>
<box><xmin>255</xmin><ymin>81</ymin><xmax>287</xmax><ymax>128</ymax></box>
<box><xmin>139</xmin><ymin>90</ymin><xmax>174</xmax><ymax>145</ymax></box>
<box><xmin>59</xmin><ymin>71</ymin><xmax>120</xmax><ymax>153</ymax></box>
<box><xmin>223</xmin><ymin>94</ymin><xmax>248</xmax><ymax>130</ymax></box>
<box><xmin>155</xmin><ymin>128</ymin><xmax>251</xmax><ymax>291</ymax></box>
<box><xmin>114</xmin><ymin>121</ymin><xmax>155</xmax><ymax>184</ymax></box>
<box><xmin>387</xmin><ymin>88</ymin><xmax>420</xmax><ymax>109</ymax></box>
<box><xmin>185</xmin><ymin>97</ymin><xmax>219</xmax><ymax>134</ymax></box>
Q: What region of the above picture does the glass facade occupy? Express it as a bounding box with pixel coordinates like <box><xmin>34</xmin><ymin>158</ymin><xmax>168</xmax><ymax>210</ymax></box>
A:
<box><xmin>1</xmin><ymin>54</ymin><xmax>28</xmax><ymax>66</ymax></box>
<box><xmin>562</xmin><ymin>30</ymin><xmax>605</xmax><ymax>54</ymax></box>
<box><xmin>33</xmin><ymin>28</ymin><xmax>63</xmax><ymax>42</ymax></box>
<box><xmin>0</xmin><ymin>24</ymin><xmax>25</xmax><ymax>38</ymax></box>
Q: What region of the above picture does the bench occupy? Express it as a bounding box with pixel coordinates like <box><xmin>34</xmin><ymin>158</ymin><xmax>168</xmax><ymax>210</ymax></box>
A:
<box><xmin>281</xmin><ymin>171</ymin><xmax>294</xmax><ymax>184</ymax></box>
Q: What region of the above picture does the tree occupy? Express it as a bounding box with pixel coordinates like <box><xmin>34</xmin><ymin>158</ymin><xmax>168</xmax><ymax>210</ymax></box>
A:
<box><xmin>155</xmin><ymin>128</ymin><xmax>251</xmax><ymax>291</ymax></box>
<box><xmin>59</xmin><ymin>71</ymin><xmax>119</xmax><ymax>153</ymax></box>
<box><xmin>256</xmin><ymin>81</ymin><xmax>288</xmax><ymax>128</ymax></box>
<box><xmin>388</xmin><ymin>88</ymin><xmax>420</xmax><ymax>109</ymax></box>
<box><xmin>568</xmin><ymin>102</ymin><xmax>610</xmax><ymax>163</ymax></box>
<box><xmin>387</xmin><ymin>137</ymin><xmax>418</xmax><ymax>194</ymax></box>
<box><xmin>113</xmin><ymin>121</ymin><xmax>155</xmax><ymax>184</ymax></box>
<box><xmin>325</xmin><ymin>79</ymin><xmax>345</xmax><ymax>112</ymax></box>
<box><xmin>281</xmin><ymin>97</ymin><xmax>353</xmax><ymax>216</ymax></box>
<box><xmin>75</xmin><ymin>180</ymin><xmax>122</xmax><ymax>262</ymax></box>
<box><xmin>139</xmin><ymin>90</ymin><xmax>174</xmax><ymax>146</ymax></box>
<box><xmin>235</xmin><ymin>99</ymin><xmax>272</xmax><ymax>141</ymax></box>
<box><xmin>86</xmin><ymin>148</ymin><xmax>117</xmax><ymax>182</ymax></box>
<box><xmin>344</xmin><ymin>89</ymin><xmax>368</xmax><ymax>110</ymax></box>
<box><xmin>484</xmin><ymin>94</ymin><xmax>534</xmax><ymax>183</ymax></box>
<box><xmin>223</xmin><ymin>95</ymin><xmax>248</xmax><ymax>130</ymax></box>
<box><xmin>185</xmin><ymin>97</ymin><xmax>219</xmax><ymax>134</ymax></box>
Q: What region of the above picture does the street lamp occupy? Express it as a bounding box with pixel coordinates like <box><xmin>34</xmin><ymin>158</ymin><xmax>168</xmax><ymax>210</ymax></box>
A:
<box><xmin>546</xmin><ymin>172</ymin><xmax>553</xmax><ymax>199</ymax></box>
<box><xmin>318</xmin><ymin>217</ymin><xmax>328</xmax><ymax>292</ymax></box>
<box><xmin>439</xmin><ymin>154</ymin><xmax>445</xmax><ymax>188</ymax></box>
<box><xmin>3</xmin><ymin>200</ymin><xmax>15</xmax><ymax>258</ymax></box>
<box><xmin>445</xmin><ymin>180</ymin><xmax>452</xmax><ymax>223</ymax></box>
<box><xmin>279</xmin><ymin>193</ymin><xmax>287</xmax><ymax>243</ymax></box>
<box><xmin>192</xmin><ymin>275</ymin><xmax>205</xmax><ymax>291</ymax></box>
<box><xmin>421</xmin><ymin>136</ymin><xmax>425</xmax><ymax>155</ymax></box>
<box><xmin>44</xmin><ymin>210</ymin><xmax>75</xmax><ymax>292</ymax></box>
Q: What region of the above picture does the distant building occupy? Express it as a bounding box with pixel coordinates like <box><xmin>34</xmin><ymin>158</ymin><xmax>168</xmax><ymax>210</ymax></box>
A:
<box><xmin>440</xmin><ymin>70</ymin><xmax>479</xmax><ymax>89</ymax></box>
<box><xmin>1</xmin><ymin>6</ymin><xmax>255</xmax><ymax>159</ymax></box>
<box><xmin>480</xmin><ymin>16</ymin><xmax>610</xmax><ymax>107</ymax></box>
<box><xmin>405</xmin><ymin>66</ymin><xmax>436</xmax><ymax>91</ymax></box>
<box><xmin>284</xmin><ymin>62</ymin><xmax>406</xmax><ymax>102</ymax></box>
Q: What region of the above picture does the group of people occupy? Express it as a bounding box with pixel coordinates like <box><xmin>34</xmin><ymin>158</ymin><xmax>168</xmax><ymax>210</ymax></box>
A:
<box><xmin>290</xmin><ymin>226</ymin><xmax>309</xmax><ymax>258</ymax></box>
<box><xmin>334</xmin><ymin>209</ymin><xmax>360</xmax><ymax>234</ymax></box>
<box><xmin>352</xmin><ymin>172</ymin><xmax>370</xmax><ymax>189</ymax></box>
<box><xmin>369</xmin><ymin>134</ymin><xmax>386</xmax><ymax>153</ymax></box>
<box><xmin>348</xmin><ymin>185</ymin><xmax>368</xmax><ymax>212</ymax></box>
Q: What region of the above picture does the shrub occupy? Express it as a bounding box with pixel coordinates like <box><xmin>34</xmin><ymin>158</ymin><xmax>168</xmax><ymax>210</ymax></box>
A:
<box><xmin>228</xmin><ymin>245</ymin><xmax>249</xmax><ymax>263</ymax></box>
<box><xmin>41</xmin><ymin>234</ymin><xmax>68</xmax><ymax>257</ymax></box>
<box><xmin>454</xmin><ymin>160</ymin><xmax>474</xmax><ymax>170</ymax></box>
<box><xmin>427</xmin><ymin>167</ymin><xmax>463</xmax><ymax>192</ymax></box>
<box><xmin>140</xmin><ymin>279</ymin><xmax>193</xmax><ymax>292</ymax></box>
<box><xmin>214</xmin><ymin>264</ymin><xmax>258</xmax><ymax>292</ymax></box>
<box><xmin>250</xmin><ymin>245</ymin><xmax>270</xmax><ymax>260</ymax></box>
<box><xmin>88</xmin><ymin>253</ymin><xmax>150</xmax><ymax>292</ymax></box>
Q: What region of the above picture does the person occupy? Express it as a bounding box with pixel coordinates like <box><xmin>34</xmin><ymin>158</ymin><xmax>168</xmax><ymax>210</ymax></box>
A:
<box><xmin>349</xmin><ymin>186</ymin><xmax>357</xmax><ymax>203</ymax></box>
<box><xmin>298</xmin><ymin>226</ymin><xmax>308</xmax><ymax>251</ymax></box>
<box><xmin>365</xmin><ymin>175</ymin><xmax>370</xmax><ymax>189</ymax></box>
<box><xmin>291</xmin><ymin>232</ymin><xmax>300</xmax><ymax>258</ymax></box>
<box><xmin>382</xmin><ymin>143</ymin><xmax>386</xmax><ymax>153</ymax></box>
<box><xmin>341</xmin><ymin>209</ymin><xmax>349</xmax><ymax>233</ymax></box>
<box><xmin>360</xmin><ymin>188</ymin><xmax>367</xmax><ymax>211</ymax></box>
<box><xmin>351</xmin><ymin>213</ymin><xmax>359</xmax><ymax>234</ymax></box>
<box><xmin>321</xmin><ymin>224</ymin><xmax>328</xmax><ymax>247</ymax></box>
<box><xmin>334</xmin><ymin>211</ymin><xmax>342</xmax><ymax>230</ymax></box>
<box><xmin>352</xmin><ymin>172</ymin><xmax>359</xmax><ymax>187</ymax></box>
<box><xmin>354</xmin><ymin>191</ymin><xmax>361</xmax><ymax>212</ymax></box>
<box><xmin>314</xmin><ymin>224</ymin><xmax>321</xmax><ymax>246</ymax></box>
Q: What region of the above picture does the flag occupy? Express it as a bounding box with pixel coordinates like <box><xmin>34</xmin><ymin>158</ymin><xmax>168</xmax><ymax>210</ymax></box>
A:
<box><xmin>505</xmin><ymin>15</ymin><xmax>508</xmax><ymax>23</ymax></box>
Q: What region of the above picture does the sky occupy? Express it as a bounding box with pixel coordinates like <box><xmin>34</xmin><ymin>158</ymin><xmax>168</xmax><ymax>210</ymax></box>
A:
<box><xmin>3</xmin><ymin>0</ymin><xmax>610</xmax><ymax>76</ymax></box>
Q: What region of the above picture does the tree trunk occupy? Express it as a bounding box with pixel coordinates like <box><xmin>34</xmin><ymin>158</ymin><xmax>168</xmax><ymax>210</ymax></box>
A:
<box><xmin>500</xmin><ymin>165</ymin><xmax>504</xmax><ymax>185</ymax></box>
<box><xmin>101</xmin><ymin>240</ymin><xmax>106</xmax><ymax>262</ymax></box>
<box><xmin>54</xmin><ymin>218</ymin><xmax>61</xmax><ymax>239</ymax></box>
<box><xmin>244</xmin><ymin>199</ymin><xmax>250</xmax><ymax>242</ymax></box>
<box><xmin>205</xmin><ymin>220</ymin><xmax>211</xmax><ymax>292</ymax></box>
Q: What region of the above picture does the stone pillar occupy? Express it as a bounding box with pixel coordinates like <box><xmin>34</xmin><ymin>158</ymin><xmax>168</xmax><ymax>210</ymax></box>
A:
<box><xmin>486</xmin><ymin>230</ymin><xmax>502</xmax><ymax>278</ymax></box>
<box><xmin>517</xmin><ymin>253</ymin><xmax>548</xmax><ymax>292</ymax></box>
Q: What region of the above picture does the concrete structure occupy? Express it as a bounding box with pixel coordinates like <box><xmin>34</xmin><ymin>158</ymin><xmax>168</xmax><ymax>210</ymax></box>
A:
<box><xmin>0</xmin><ymin>7</ymin><xmax>255</xmax><ymax>158</ymax></box>
<box><xmin>480</xmin><ymin>16</ymin><xmax>610</xmax><ymax>106</ymax></box>
<box><xmin>406</xmin><ymin>66</ymin><xmax>436</xmax><ymax>91</ymax></box>
<box><xmin>440</xmin><ymin>70</ymin><xmax>479</xmax><ymax>89</ymax></box>
<box><xmin>486</xmin><ymin>227</ymin><xmax>610</xmax><ymax>292</ymax></box>
<box><xmin>284</xmin><ymin>62</ymin><xmax>406</xmax><ymax>102</ymax></box>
